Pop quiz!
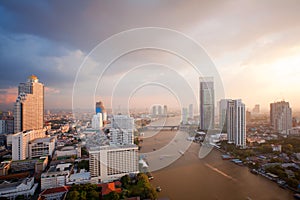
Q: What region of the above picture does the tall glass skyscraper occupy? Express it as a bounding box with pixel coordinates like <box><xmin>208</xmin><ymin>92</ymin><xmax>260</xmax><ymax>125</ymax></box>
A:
<box><xmin>199</xmin><ymin>77</ymin><xmax>215</xmax><ymax>130</ymax></box>
<box><xmin>13</xmin><ymin>75</ymin><xmax>44</xmax><ymax>133</ymax></box>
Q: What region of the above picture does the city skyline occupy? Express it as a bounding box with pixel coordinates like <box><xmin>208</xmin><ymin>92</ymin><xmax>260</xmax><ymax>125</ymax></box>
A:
<box><xmin>0</xmin><ymin>1</ymin><xmax>300</xmax><ymax>111</ymax></box>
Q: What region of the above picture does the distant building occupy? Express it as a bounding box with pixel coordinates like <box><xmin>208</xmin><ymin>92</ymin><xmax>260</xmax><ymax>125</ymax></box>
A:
<box><xmin>270</xmin><ymin>101</ymin><xmax>292</xmax><ymax>134</ymax></box>
<box><xmin>152</xmin><ymin>105</ymin><xmax>157</xmax><ymax>116</ymax></box>
<box><xmin>110</xmin><ymin>115</ymin><xmax>134</xmax><ymax>145</ymax></box>
<box><xmin>252</xmin><ymin>104</ymin><xmax>260</xmax><ymax>114</ymax></box>
<box><xmin>92</xmin><ymin>113</ymin><xmax>103</xmax><ymax>129</ymax></box>
<box><xmin>181</xmin><ymin>107</ymin><xmax>188</xmax><ymax>124</ymax></box>
<box><xmin>95</xmin><ymin>100</ymin><xmax>107</xmax><ymax>125</ymax></box>
<box><xmin>163</xmin><ymin>105</ymin><xmax>168</xmax><ymax>116</ymax></box>
<box><xmin>158</xmin><ymin>105</ymin><xmax>162</xmax><ymax>116</ymax></box>
<box><xmin>13</xmin><ymin>75</ymin><xmax>44</xmax><ymax>133</ymax></box>
<box><xmin>218</xmin><ymin>99</ymin><xmax>230</xmax><ymax>131</ymax></box>
<box><xmin>89</xmin><ymin>144</ymin><xmax>139</xmax><ymax>183</ymax></box>
<box><xmin>188</xmin><ymin>104</ymin><xmax>194</xmax><ymax>119</ymax></box>
<box><xmin>246</xmin><ymin>110</ymin><xmax>251</xmax><ymax>123</ymax></box>
<box><xmin>199</xmin><ymin>77</ymin><xmax>215</xmax><ymax>130</ymax></box>
<box><xmin>227</xmin><ymin>99</ymin><xmax>246</xmax><ymax>148</ymax></box>
<box><xmin>0</xmin><ymin>120</ymin><xmax>6</xmax><ymax>134</ymax></box>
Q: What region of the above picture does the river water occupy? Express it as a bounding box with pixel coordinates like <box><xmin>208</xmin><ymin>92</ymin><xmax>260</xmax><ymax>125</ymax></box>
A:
<box><xmin>139</xmin><ymin>116</ymin><xmax>294</xmax><ymax>200</ymax></box>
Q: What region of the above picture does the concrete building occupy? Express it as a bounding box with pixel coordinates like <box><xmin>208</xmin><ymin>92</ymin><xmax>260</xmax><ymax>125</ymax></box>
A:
<box><xmin>199</xmin><ymin>77</ymin><xmax>215</xmax><ymax>130</ymax></box>
<box><xmin>55</xmin><ymin>146</ymin><xmax>81</xmax><ymax>159</ymax></box>
<box><xmin>92</xmin><ymin>113</ymin><xmax>103</xmax><ymax>129</ymax></box>
<box><xmin>0</xmin><ymin>120</ymin><xmax>6</xmax><ymax>134</ymax></box>
<box><xmin>89</xmin><ymin>144</ymin><xmax>139</xmax><ymax>183</ymax></box>
<box><xmin>12</xmin><ymin>129</ymin><xmax>46</xmax><ymax>161</ymax></box>
<box><xmin>227</xmin><ymin>99</ymin><xmax>246</xmax><ymax>148</ymax></box>
<box><xmin>13</xmin><ymin>75</ymin><xmax>44</xmax><ymax>133</ymax></box>
<box><xmin>163</xmin><ymin>105</ymin><xmax>168</xmax><ymax>116</ymax></box>
<box><xmin>152</xmin><ymin>106</ymin><xmax>157</xmax><ymax>116</ymax></box>
<box><xmin>181</xmin><ymin>107</ymin><xmax>188</xmax><ymax>124</ymax></box>
<box><xmin>41</xmin><ymin>163</ymin><xmax>72</xmax><ymax>190</ymax></box>
<box><xmin>157</xmin><ymin>105</ymin><xmax>162</xmax><ymax>116</ymax></box>
<box><xmin>252</xmin><ymin>104</ymin><xmax>260</xmax><ymax>114</ymax></box>
<box><xmin>95</xmin><ymin>100</ymin><xmax>107</xmax><ymax>125</ymax></box>
<box><xmin>0</xmin><ymin>177</ymin><xmax>38</xmax><ymax>199</ymax></box>
<box><xmin>270</xmin><ymin>101</ymin><xmax>292</xmax><ymax>135</ymax></box>
<box><xmin>110</xmin><ymin>128</ymin><xmax>133</xmax><ymax>145</ymax></box>
<box><xmin>29</xmin><ymin>137</ymin><xmax>56</xmax><ymax>159</ymax></box>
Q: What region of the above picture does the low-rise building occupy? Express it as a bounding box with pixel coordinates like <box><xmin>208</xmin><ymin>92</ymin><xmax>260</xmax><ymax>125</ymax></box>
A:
<box><xmin>0</xmin><ymin>177</ymin><xmax>38</xmax><ymax>199</ymax></box>
<box><xmin>0</xmin><ymin>161</ymin><xmax>11</xmax><ymax>176</ymax></box>
<box><xmin>38</xmin><ymin>186</ymin><xmax>70</xmax><ymax>200</ymax></box>
<box><xmin>41</xmin><ymin>163</ymin><xmax>72</xmax><ymax>190</ymax></box>
<box><xmin>29</xmin><ymin>137</ymin><xmax>56</xmax><ymax>159</ymax></box>
<box><xmin>55</xmin><ymin>146</ymin><xmax>81</xmax><ymax>159</ymax></box>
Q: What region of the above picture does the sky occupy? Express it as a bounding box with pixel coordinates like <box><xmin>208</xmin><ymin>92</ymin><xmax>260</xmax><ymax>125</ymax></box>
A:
<box><xmin>0</xmin><ymin>0</ymin><xmax>300</xmax><ymax>113</ymax></box>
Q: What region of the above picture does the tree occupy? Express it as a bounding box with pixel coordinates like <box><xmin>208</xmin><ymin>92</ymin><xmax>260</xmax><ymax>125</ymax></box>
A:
<box><xmin>120</xmin><ymin>175</ymin><xmax>130</xmax><ymax>188</ymax></box>
<box><xmin>87</xmin><ymin>190</ymin><xmax>100</xmax><ymax>200</ymax></box>
<box><xmin>104</xmin><ymin>191</ymin><xmax>120</xmax><ymax>200</ymax></box>
<box><xmin>66</xmin><ymin>191</ymin><xmax>80</xmax><ymax>200</ymax></box>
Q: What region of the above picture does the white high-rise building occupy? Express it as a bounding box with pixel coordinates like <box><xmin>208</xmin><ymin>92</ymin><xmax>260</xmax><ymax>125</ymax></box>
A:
<box><xmin>181</xmin><ymin>107</ymin><xmax>188</xmax><ymax>124</ymax></box>
<box><xmin>112</xmin><ymin>115</ymin><xmax>134</xmax><ymax>130</ymax></box>
<box><xmin>199</xmin><ymin>77</ymin><xmax>215</xmax><ymax>130</ymax></box>
<box><xmin>14</xmin><ymin>75</ymin><xmax>44</xmax><ymax>133</ymax></box>
<box><xmin>111</xmin><ymin>115</ymin><xmax>134</xmax><ymax>145</ymax></box>
<box><xmin>89</xmin><ymin>145</ymin><xmax>139</xmax><ymax>183</ymax></box>
<box><xmin>270</xmin><ymin>101</ymin><xmax>292</xmax><ymax>134</ymax></box>
<box><xmin>163</xmin><ymin>105</ymin><xmax>168</xmax><ymax>116</ymax></box>
<box><xmin>92</xmin><ymin>113</ymin><xmax>103</xmax><ymax>129</ymax></box>
<box><xmin>227</xmin><ymin>99</ymin><xmax>246</xmax><ymax>148</ymax></box>
<box><xmin>12</xmin><ymin>129</ymin><xmax>46</xmax><ymax>160</ymax></box>
<box><xmin>188</xmin><ymin>104</ymin><xmax>194</xmax><ymax>119</ymax></box>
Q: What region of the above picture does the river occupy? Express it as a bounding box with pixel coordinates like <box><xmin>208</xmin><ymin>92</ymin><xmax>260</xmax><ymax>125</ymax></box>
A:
<box><xmin>139</xmin><ymin>116</ymin><xmax>294</xmax><ymax>200</ymax></box>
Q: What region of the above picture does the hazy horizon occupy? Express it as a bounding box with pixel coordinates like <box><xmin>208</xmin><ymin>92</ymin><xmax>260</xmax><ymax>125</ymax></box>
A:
<box><xmin>0</xmin><ymin>1</ymin><xmax>300</xmax><ymax>112</ymax></box>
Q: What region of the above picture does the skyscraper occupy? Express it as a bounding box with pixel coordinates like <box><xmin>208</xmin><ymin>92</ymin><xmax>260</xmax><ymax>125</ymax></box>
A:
<box><xmin>270</xmin><ymin>101</ymin><xmax>292</xmax><ymax>134</ymax></box>
<box><xmin>227</xmin><ymin>99</ymin><xmax>246</xmax><ymax>148</ymax></box>
<box><xmin>13</xmin><ymin>75</ymin><xmax>44</xmax><ymax>133</ymax></box>
<box><xmin>199</xmin><ymin>77</ymin><xmax>215</xmax><ymax>130</ymax></box>
<box><xmin>219</xmin><ymin>99</ymin><xmax>230</xmax><ymax>131</ymax></box>
<box><xmin>158</xmin><ymin>105</ymin><xmax>162</xmax><ymax>116</ymax></box>
<box><xmin>181</xmin><ymin>107</ymin><xmax>188</xmax><ymax>124</ymax></box>
<box><xmin>163</xmin><ymin>105</ymin><xmax>168</xmax><ymax>116</ymax></box>
<box><xmin>188</xmin><ymin>104</ymin><xmax>194</xmax><ymax>119</ymax></box>
<box><xmin>94</xmin><ymin>100</ymin><xmax>107</xmax><ymax>127</ymax></box>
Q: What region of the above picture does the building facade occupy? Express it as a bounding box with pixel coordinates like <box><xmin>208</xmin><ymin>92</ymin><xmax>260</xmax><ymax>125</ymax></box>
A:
<box><xmin>12</xmin><ymin>129</ymin><xmax>46</xmax><ymax>160</ymax></box>
<box><xmin>199</xmin><ymin>77</ymin><xmax>215</xmax><ymax>130</ymax></box>
<box><xmin>29</xmin><ymin>137</ymin><xmax>55</xmax><ymax>159</ymax></box>
<box><xmin>270</xmin><ymin>101</ymin><xmax>292</xmax><ymax>135</ymax></box>
<box><xmin>13</xmin><ymin>75</ymin><xmax>44</xmax><ymax>133</ymax></box>
<box><xmin>227</xmin><ymin>99</ymin><xmax>246</xmax><ymax>148</ymax></box>
<box><xmin>219</xmin><ymin>99</ymin><xmax>230</xmax><ymax>131</ymax></box>
<box><xmin>89</xmin><ymin>145</ymin><xmax>139</xmax><ymax>183</ymax></box>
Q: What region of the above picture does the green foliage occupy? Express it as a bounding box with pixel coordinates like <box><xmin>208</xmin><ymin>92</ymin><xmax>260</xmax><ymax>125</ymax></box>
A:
<box><xmin>78</xmin><ymin>160</ymin><xmax>89</xmax><ymax>171</ymax></box>
<box><xmin>119</xmin><ymin>173</ymin><xmax>158</xmax><ymax>200</ymax></box>
<box><xmin>103</xmin><ymin>191</ymin><xmax>120</xmax><ymax>200</ymax></box>
<box><xmin>67</xmin><ymin>184</ymin><xmax>99</xmax><ymax>200</ymax></box>
<box><xmin>120</xmin><ymin>174</ymin><xmax>130</xmax><ymax>189</ymax></box>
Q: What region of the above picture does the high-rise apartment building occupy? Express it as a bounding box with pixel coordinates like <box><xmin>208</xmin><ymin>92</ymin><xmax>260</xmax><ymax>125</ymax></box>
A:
<box><xmin>13</xmin><ymin>75</ymin><xmax>44</xmax><ymax>133</ymax></box>
<box><xmin>89</xmin><ymin>145</ymin><xmax>139</xmax><ymax>183</ymax></box>
<box><xmin>270</xmin><ymin>101</ymin><xmax>292</xmax><ymax>134</ymax></box>
<box><xmin>199</xmin><ymin>77</ymin><xmax>215</xmax><ymax>130</ymax></box>
<box><xmin>227</xmin><ymin>99</ymin><xmax>246</xmax><ymax>148</ymax></box>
